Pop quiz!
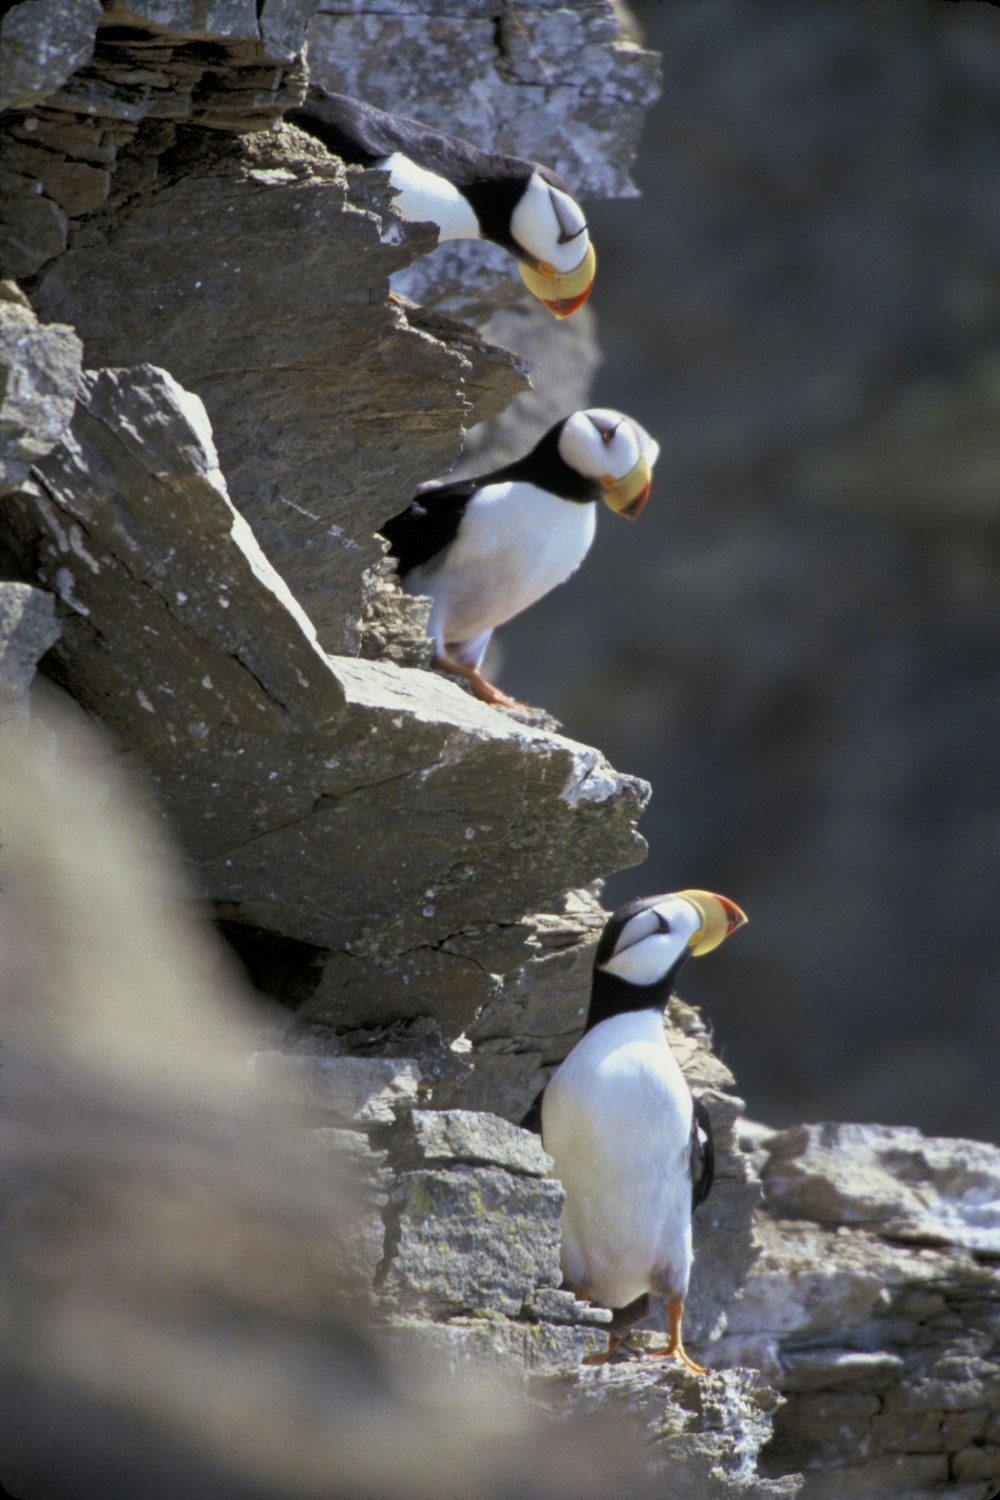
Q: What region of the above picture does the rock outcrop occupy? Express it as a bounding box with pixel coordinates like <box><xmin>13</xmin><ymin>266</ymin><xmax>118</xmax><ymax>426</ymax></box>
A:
<box><xmin>716</xmin><ymin>1123</ymin><xmax>1000</xmax><ymax>1499</ymax></box>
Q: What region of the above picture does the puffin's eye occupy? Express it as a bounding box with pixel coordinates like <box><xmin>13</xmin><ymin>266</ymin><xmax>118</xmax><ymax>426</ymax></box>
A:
<box><xmin>600</xmin><ymin>424</ymin><xmax>619</xmax><ymax>445</ymax></box>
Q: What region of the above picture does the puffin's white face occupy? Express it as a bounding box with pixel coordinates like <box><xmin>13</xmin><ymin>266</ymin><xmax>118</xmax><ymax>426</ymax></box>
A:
<box><xmin>598</xmin><ymin>891</ymin><xmax>748</xmax><ymax>987</ymax></box>
<box><xmin>513</xmin><ymin>173</ymin><xmax>595</xmax><ymax>318</ymax></box>
<box><xmin>511</xmin><ymin>172</ymin><xmax>590</xmax><ymax>272</ymax></box>
<box><xmin>558</xmin><ymin>409</ymin><xmax>661</xmax><ymax>520</ymax></box>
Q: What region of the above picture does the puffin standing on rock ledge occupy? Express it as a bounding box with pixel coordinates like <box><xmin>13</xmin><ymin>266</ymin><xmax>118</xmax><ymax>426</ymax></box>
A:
<box><xmin>380</xmin><ymin>408</ymin><xmax>659</xmax><ymax>706</ymax></box>
<box><xmin>540</xmin><ymin>891</ymin><xmax>748</xmax><ymax>1372</ymax></box>
<box><xmin>285</xmin><ymin>87</ymin><xmax>596</xmax><ymax>317</ymax></box>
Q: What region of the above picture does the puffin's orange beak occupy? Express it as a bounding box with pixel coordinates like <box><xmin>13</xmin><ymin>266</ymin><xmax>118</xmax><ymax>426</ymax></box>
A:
<box><xmin>601</xmin><ymin>455</ymin><xmax>653</xmax><ymax>521</ymax></box>
<box><xmin>519</xmin><ymin>242</ymin><xmax>596</xmax><ymax>319</ymax></box>
<box><xmin>678</xmin><ymin>890</ymin><xmax>748</xmax><ymax>956</ymax></box>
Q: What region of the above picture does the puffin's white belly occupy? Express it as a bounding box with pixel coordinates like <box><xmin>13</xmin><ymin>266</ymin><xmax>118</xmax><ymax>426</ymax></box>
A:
<box><xmin>542</xmin><ymin>1010</ymin><xmax>695</xmax><ymax>1311</ymax></box>
<box><xmin>377</xmin><ymin>153</ymin><xmax>481</xmax><ymax>241</ymax></box>
<box><xmin>406</xmin><ymin>481</ymin><xmax>597</xmax><ymax>647</ymax></box>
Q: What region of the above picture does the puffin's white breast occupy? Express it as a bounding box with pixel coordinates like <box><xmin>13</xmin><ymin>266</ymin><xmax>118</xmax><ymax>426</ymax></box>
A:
<box><xmin>406</xmin><ymin>480</ymin><xmax>597</xmax><ymax>647</ymax></box>
<box><xmin>542</xmin><ymin>1009</ymin><xmax>695</xmax><ymax>1310</ymax></box>
<box><xmin>377</xmin><ymin>152</ymin><xmax>481</xmax><ymax>241</ymax></box>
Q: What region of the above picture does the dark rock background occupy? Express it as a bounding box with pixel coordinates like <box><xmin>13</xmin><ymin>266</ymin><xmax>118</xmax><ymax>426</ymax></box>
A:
<box><xmin>494</xmin><ymin>0</ymin><xmax>1000</xmax><ymax>1143</ymax></box>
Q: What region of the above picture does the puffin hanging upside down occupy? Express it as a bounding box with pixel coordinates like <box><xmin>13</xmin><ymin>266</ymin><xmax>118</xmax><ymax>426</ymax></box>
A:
<box><xmin>540</xmin><ymin>891</ymin><xmax>748</xmax><ymax>1372</ymax></box>
<box><xmin>379</xmin><ymin>408</ymin><xmax>660</xmax><ymax>706</ymax></box>
<box><xmin>285</xmin><ymin>87</ymin><xmax>596</xmax><ymax>317</ymax></box>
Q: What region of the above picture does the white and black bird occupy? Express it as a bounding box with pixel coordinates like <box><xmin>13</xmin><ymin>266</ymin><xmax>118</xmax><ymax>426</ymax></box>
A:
<box><xmin>285</xmin><ymin>87</ymin><xmax>596</xmax><ymax>317</ymax></box>
<box><xmin>540</xmin><ymin>890</ymin><xmax>748</xmax><ymax>1372</ymax></box>
<box><xmin>380</xmin><ymin>408</ymin><xmax>660</xmax><ymax>706</ymax></box>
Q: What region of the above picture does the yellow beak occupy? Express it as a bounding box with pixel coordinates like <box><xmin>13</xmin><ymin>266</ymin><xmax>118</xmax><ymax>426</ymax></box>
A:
<box><xmin>678</xmin><ymin>890</ymin><xmax>748</xmax><ymax>956</ymax></box>
<box><xmin>518</xmin><ymin>242</ymin><xmax>597</xmax><ymax>319</ymax></box>
<box><xmin>600</xmin><ymin>454</ymin><xmax>653</xmax><ymax>521</ymax></box>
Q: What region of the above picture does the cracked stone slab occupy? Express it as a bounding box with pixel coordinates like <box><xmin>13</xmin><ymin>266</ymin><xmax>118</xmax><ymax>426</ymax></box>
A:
<box><xmin>31</xmin><ymin>125</ymin><xmax>490</xmax><ymax>653</ymax></box>
<box><xmin>1</xmin><ymin>356</ymin><xmax>649</xmax><ymax>1038</ymax></box>
<box><xmin>546</xmin><ymin>1361</ymin><xmax>799</xmax><ymax>1498</ymax></box>
<box><xmin>0</xmin><ymin>291</ymin><xmax>82</xmax><ymax>494</ymax></box>
<box><xmin>762</xmin><ymin>1123</ymin><xmax>1000</xmax><ymax>1255</ymax></box>
<box><xmin>378</xmin><ymin>1162</ymin><xmax>564</xmax><ymax>1319</ymax></box>
<box><xmin>394</xmin><ymin>1109</ymin><xmax>553</xmax><ymax>1177</ymax></box>
<box><xmin>0</xmin><ymin>0</ymin><xmax>102</xmax><ymax>114</ymax></box>
<box><xmin>1</xmin><ymin>362</ymin><xmax>344</xmax><ymax>746</ymax></box>
<box><xmin>49</xmin><ymin>5</ymin><xmax>310</xmax><ymax>126</ymax></box>
<box><xmin>0</xmin><ymin>582</ymin><xmax>60</xmax><ymax>710</ymax></box>
<box><xmin>0</xmin><ymin>3</ymin><xmax>312</xmax><ymax>275</ymax></box>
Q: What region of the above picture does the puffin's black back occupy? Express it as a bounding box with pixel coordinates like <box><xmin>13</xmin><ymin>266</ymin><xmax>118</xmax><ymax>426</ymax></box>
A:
<box><xmin>380</xmin><ymin>419</ymin><xmax>600</xmax><ymax>578</ymax></box>
<box><xmin>286</xmin><ymin>88</ymin><xmax>548</xmax><ymax>255</ymax></box>
<box><xmin>380</xmin><ymin>480</ymin><xmax>480</xmax><ymax>579</ymax></box>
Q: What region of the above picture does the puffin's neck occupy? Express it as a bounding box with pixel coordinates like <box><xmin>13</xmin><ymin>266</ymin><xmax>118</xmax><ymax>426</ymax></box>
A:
<box><xmin>493</xmin><ymin>426</ymin><xmax>600</xmax><ymax>504</ymax></box>
<box><xmin>582</xmin><ymin>955</ymin><xmax>689</xmax><ymax>1035</ymax></box>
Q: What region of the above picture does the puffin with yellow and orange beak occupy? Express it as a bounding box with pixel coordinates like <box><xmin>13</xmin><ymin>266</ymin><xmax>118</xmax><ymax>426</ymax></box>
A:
<box><xmin>540</xmin><ymin>891</ymin><xmax>748</xmax><ymax>1372</ymax></box>
<box><xmin>286</xmin><ymin>88</ymin><xmax>596</xmax><ymax>318</ymax></box>
<box><xmin>380</xmin><ymin>408</ymin><xmax>659</xmax><ymax>706</ymax></box>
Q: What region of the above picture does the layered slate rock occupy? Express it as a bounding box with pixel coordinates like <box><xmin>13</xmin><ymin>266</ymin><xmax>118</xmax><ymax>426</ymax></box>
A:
<box><xmin>0</xmin><ymin>0</ymin><xmax>311</xmax><ymax>280</ymax></box>
<box><xmin>763</xmin><ymin>1123</ymin><xmax>1000</xmax><ymax>1255</ymax></box>
<box><xmin>0</xmin><ymin>281</ymin><xmax>82</xmax><ymax>491</ymax></box>
<box><xmin>29</xmin><ymin>123</ymin><xmax>523</xmax><ymax>652</ymax></box>
<box><xmin>0</xmin><ymin>356</ymin><xmax>648</xmax><ymax>1038</ymax></box>
<box><xmin>557</xmin><ymin>1363</ymin><xmax>801</xmax><ymax>1500</ymax></box>
<box><xmin>0</xmin><ymin>582</ymin><xmax>60</xmax><ymax>713</ymax></box>
<box><xmin>712</xmin><ymin>1123</ymin><xmax>1000</xmax><ymax>1499</ymax></box>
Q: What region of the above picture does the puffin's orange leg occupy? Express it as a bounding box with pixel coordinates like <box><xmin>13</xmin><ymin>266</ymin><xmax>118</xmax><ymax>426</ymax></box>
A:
<box><xmin>433</xmin><ymin>653</ymin><xmax>525</xmax><ymax>708</ymax></box>
<box><xmin>582</xmin><ymin>1332</ymin><xmax>623</xmax><ymax>1366</ymax></box>
<box><xmin>641</xmin><ymin>1297</ymin><xmax>711</xmax><ymax>1375</ymax></box>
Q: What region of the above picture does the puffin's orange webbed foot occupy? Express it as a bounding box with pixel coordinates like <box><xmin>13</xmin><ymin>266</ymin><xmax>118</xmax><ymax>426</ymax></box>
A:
<box><xmin>642</xmin><ymin>1296</ymin><xmax>711</xmax><ymax>1375</ymax></box>
<box><xmin>433</xmin><ymin>654</ymin><xmax>526</xmax><ymax>708</ymax></box>
<box><xmin>641</xmin><ymin>1344</ymin><xmax>712</xmax><ymax>1375</ymax></box>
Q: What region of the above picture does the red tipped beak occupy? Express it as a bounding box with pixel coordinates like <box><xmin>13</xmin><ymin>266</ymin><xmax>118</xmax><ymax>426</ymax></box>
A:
<box><xmin>719</xmin><ymin>897</ymin><xmax>748</xmax><ymax>937</ymax></box>
<box><xmin>620</xmin><ymin>480</ymin><xmax>651</xmax><ymax>520</ymax></box>
<box><xmin>542</xmin><ymin>280</ymin><xmax>595</xmax><ymax>320</ymax></box>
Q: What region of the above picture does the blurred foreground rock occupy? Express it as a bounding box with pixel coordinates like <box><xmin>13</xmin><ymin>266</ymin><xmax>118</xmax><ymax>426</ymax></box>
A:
<box><xmin>0</xmin><ymin>709</ymin><xmax>791</xmax><ymax>1500</ymax></box>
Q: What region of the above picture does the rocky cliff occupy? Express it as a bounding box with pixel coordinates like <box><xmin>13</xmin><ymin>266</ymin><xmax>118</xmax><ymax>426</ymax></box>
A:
<box><xmin>1</xmin><ymin>4</ymin><xmax>997</xmax><ymax>1499</ymax></box>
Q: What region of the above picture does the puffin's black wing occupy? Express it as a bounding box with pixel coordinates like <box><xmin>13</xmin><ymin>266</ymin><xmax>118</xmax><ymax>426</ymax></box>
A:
<box><xmin>690</xmin><ymin>1095</ymin><xmax>715</xmax><ymax>1210</ymax></box>
<box><xmin>520</xmin><ymin>1085</ymin><xmax>545</xmax><ymax>1137</ymax></box>
<box><xmin>287</xmin><ymin>87</ymin><xmax>530</xmax><ymax>187</ymax></box>
<box><xmin>286</xmin><ymin>88</ymin><xmax>537</xmax><ymax>256</ymax></box>
<box><xmin>380</xmin><ymin>479</ymin><xmax>481</xmax><ymax>579</ymax></box>
<box><xmin>286</xmin><ymin>89</ymin><xmax>406</xmax><ymax>166</ymax></box>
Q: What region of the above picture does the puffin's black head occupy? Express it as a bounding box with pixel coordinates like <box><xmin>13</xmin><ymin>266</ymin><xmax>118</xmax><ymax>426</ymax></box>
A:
<box><xmin>585</xmin><ymin>891</ymin><xmax>747</xmax><ymax>1032</ymax></box>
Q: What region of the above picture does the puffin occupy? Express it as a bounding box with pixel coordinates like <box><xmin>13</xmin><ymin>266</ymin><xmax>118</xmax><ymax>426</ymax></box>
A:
<box><xmin>539</xmin><ymin>890</ymin><xmax>748</xmax><ymax>1372</ymax></box>
<box><xmin>379</xmin><ymin>408</ymin><xmax>660</xmax><ymax>706</ymax></box>
<box><xmin>285</xmin><ymin>87</ymin><xmax>596</xmax><ymax>317</ymax></box>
